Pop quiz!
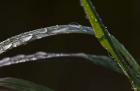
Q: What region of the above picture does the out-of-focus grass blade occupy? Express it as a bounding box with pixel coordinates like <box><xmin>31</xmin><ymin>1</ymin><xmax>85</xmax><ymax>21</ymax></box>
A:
<box><xmin>0</xmin><ymin>77</ymin><xmax>54</xmax><ymax>91</ymax></box>
<box><xmin>81</xmin><ymin>0</ymin><xmax>140</xmax><ymax>90</ymax></box>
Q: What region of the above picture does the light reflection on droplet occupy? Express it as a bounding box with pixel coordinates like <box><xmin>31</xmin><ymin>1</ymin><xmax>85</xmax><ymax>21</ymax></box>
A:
<box><xmin>3</xmin><ymin>43</ymin><xmax>12</xmax><ymax>50</ymax></box>
<box><xmin>21</xmin><ymin>34</ymin><xmax>32</xmax><ymax>42</ymax></box>
<box><xmin>12</xmin><ymin>41</ymin><xmax>21</xmax><ymax>47</ymax></box>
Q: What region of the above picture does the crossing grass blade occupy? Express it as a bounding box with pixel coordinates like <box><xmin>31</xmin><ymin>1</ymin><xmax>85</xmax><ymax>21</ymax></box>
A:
<box><xmin>81</xmin><ymin>0</ymin><xmax>140</xmax><ymax>90</ymax></box>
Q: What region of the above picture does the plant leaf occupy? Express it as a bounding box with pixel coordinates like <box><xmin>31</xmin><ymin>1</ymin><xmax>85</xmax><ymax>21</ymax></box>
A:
<box><xmin>0</xmin><ymin>25</ymin><xmax>94</xmax><ymax>55</ymax></box>
<box><xmin>81</xmin><ymin>0</ymin><xmax>140</xmax><ymax>90</ymax></box>
<box><xmin>0</xmin><ymin>52</ymin><xmax>122</xmax><ymax>91</ymax></box>
<box><xmin>0</xmin><ymin>77</ymin><xmax>54</xmax><ymax>91</ymax></box>
<box><xmin>0</xmin><ymin>52</ymin><xmax>122</xmax><ymax>73</ymax></box>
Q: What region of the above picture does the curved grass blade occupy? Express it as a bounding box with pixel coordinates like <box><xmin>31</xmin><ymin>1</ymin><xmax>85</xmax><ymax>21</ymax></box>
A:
<box><xmin>0</xmin><ymin>25</ymin><xmax>93</xmax><ymax>55</ymax></box>
<box><xmin>0</xmin><ymin>52</ymin><xmax>122</xmax><ymax>73</ymax></box>
<box><xmin>81</xmin><ymin>0</ymin><xmax>140</xmax><ymax>90</ymax></box>
<box><xmin>0</xmin><ymin>77</ymin><xmax>54</xmax><ymax>91</ymax></box>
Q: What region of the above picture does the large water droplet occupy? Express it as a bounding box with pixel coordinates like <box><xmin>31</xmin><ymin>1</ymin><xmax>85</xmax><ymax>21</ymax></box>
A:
<box><xmin>37</xmin><ymin>28</ymin><xmax>48</xmax><ymax>33</ymax></box>
<box><xmin>12</xmin><ymin>40</ymin><xmax>21</xmax><ymax>47</ymax></box>
<box><xmin>21</xmin><ymin>34</ymin><xmax>33</xmax><ymax>42</ymax></box>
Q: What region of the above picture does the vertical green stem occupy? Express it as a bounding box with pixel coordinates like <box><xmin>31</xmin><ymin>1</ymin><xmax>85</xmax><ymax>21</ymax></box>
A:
<box><xmin>81</xmin><ymin>0</ymin><xmax>140</xmax><ymax>90</ymax></box>
<box><xmin>81</xmin><ymin>0</ymin><xmax>129</xmax><ymax>78</ymax></box>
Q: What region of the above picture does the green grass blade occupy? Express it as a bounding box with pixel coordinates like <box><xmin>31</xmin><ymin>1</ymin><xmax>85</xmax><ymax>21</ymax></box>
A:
<box><xmin>0</xmin><ymin>77</ymin><xmax>54</xmax><ymax>91</ymax></box>
<box><xmin>81</xmin><ymin>0</ymin><xmax>129</xmax><ymax>77</ymax></box>
<box><xmin>81</xmin><ymin>0</ymin><xmax>140</xmax><ymax>90</ymax></box>
<box><xmin>111</xmin><ymin>36</ymin><xmax>140</xmax><ymax>90</ymax></box>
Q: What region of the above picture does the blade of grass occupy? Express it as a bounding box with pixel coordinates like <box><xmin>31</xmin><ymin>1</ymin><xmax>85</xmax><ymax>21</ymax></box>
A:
<box><xmin>0</xmin><ymin>25</ymin><xmax>93</xmax><ymax>55</ymax></box>
<box><xmin>0</xmin><ymin>77</ymin><xmax>54</xmax><ymax>91</ymax></box>
<box><xmin>0</xmin><ymin>52</ymin><xmax>122</xmax><ymax>73</ymax></box>
<box><xmin>81</xmin><ymin>0</ymin><xmax>129</xmax><ymax>77</ymax></box>
<box><xmin>111</xmin><ymin>35</ymin><xmax>140</xmax><ymax>89</ymax></box>
<box><xmin>81</xmin><ymin>0</ymin><xmax>140</xmax><ymax>90</ymax></box>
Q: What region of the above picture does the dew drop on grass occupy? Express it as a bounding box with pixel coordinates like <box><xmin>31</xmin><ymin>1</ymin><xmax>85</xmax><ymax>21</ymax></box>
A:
<box><xmin>0</xmin><ymin>47</ymin><xmax>4</xmax><ymax>54</ymax></box>
<box><xmin>20</xmin><ymin>34</ymin><xmax>33</xmax><ymax>42</ymax></box>
<box><xmin>3</xmin><ymin>43</ymin><xmax>12</xmax><ymax>50</ymax></box>
<box><xmin>94</xmin><ymin>18</ymin><xmax>98</xmax><ymax>22</ymax></box>
<box><xmin>68</xmin><ymin>23</ymin><xmax>83</xmax><ymax>30</ymax></box>
<box><xmin>41</xmin><ymin>28</ymin><xmax>48</xmax><ymax>33</ymax></box>
<box><xmin>12</xmin><ymin>40</ymin><xmax>21</xmax><ymax>47</ymax></box>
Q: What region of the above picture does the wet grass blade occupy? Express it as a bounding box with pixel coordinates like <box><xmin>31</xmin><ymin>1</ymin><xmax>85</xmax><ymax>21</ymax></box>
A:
<box><xmin>81</xmin><ymin>0</ymin><xmax>140</xmax><ymax>90</ymax></box>
<box><xmin>0</xmin><ymin>53</ymin><xmax>122</xmax><ymax>91</ymax></box>
<box><xmin>0</xmin><ymin>77</ymin><xmax>54</xmax><ymax>91</ymax></box>
<box><xmin>0</xmin><ymin>25</ymin><xmax>93</xmax><ymax>55</ymax></box>
<box><xmin>111</xmin><ymin>36</ymin><xmax>140</xmax><ymax>90</ymax></box>
<box><xmin>0</xmin><ymin>52</ymin><xmax>122</xmax><ymax>73</ymax></box>
<box><xmin>0</xmin><ymin>25</ymin><xmax>122</xmax><ymax>90</ymax></box>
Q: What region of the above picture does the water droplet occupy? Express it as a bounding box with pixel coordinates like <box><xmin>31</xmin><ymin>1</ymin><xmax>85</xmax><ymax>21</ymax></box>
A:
<box><xmin>30</xmin><ymin>57</ymin><xmax>37</xmax><ymax>61</ymax></box>
<box><xmin>69</xmin><ymin>24</ymin><xmax>81</xmax><ymax>29</ymax></box>
<box><xmin>21</xmin><ymin>34</ymin><xmax>32</xmax><ymax>42</ymax></box>
<box><xmin>15</xmin><ymin>54</ymin><xmax>25</xmax><ymax>59</ymax></box>
<box><xmin>38</xmin><ymin>28</ymin><xmax>48</xmax><ymax>33</ymax></box>
<box><xmin>44</xmin><ymin>28</ymin><xmax>48</xmax><ymax>33</ymax></box>
<box><xmin>94</xmin><ymin>19</ymin><xmax>98</xmax><ymax>22</ymax></box>
<box><xmin>0</xmin><ymin>47</ymin><xmax>4</xmax><ymax>54</ymax></box>
<box><xmin>56</xmin><ymin>25</ymin><xmax>59</xmax><ymax>29</ymax></box>
<box><xmin>1</xmin><ymin>57</ymin><xmax>10</xmax><ymax>62</ymax></box>
<box><xmin>12</xmin><ymin>41</ymin><xmax>21</xmax><ymax>47</ymax></box>
<box><xmin>36</xmin><ymin>52</ymin><xmax>47</xmax><ymax>56</ymax></box>
<box><xmin>52</xmin><ymin>27</ymin><xmax>69</xmax><ymax>33</ymax></box>
<box><xmin>69</xmin><ymin>22</ymin><xmax>80</xmax><ymax>25</ymax></box>
<box><xmin>82</xmin><ymin>29</ymin><xmax>88</xmax><ymax>32</ymax></box>
<box><xmin>3</xmin><ymin>43</ymin><xmax>12</xmax><ymax>50</ymax></box>
<box><xmin>0</xmin><ymin>57</ymin><xmax>11</xmax><ymax>67</ymax></box>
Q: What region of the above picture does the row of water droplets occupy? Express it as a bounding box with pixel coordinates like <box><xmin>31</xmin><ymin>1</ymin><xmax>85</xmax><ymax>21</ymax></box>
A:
<box><xmin>0</xmin><ymin>52</ymin><xmax>87</xmax><ymax>67</ymax></box>
<box><xmin>0</xmin><ymin>50</ymin><xmax>122</xmax><ymax>74</ymax></box>
<box><xmin>0</xmin><ymin>28</ymin><xmax>47</xmax><ymax>54</ymax></box>
<box><xmin>0</xmin><ymin>25</ymin><xmax>93</xmax><ymax>55</ymax></box>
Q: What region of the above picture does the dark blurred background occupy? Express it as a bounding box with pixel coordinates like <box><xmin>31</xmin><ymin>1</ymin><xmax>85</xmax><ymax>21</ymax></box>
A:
<box><xmin>0</xmin><ymin>0</ymin><xmax>138</xmax><ymax>91</ymax></box>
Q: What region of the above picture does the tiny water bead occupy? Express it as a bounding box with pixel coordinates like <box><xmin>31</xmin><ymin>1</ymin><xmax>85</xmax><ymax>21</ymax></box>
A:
<box><xmin>51</xmin><ymin>27</ymin><xmax>69</xmax><ymax>34</ymax></box>
<box><xmin>94</xmin><ymin>18</ymin><xmax>98</xmax><ymax>22</ymax></box>
<box><xmin>68</xmin><ymin>24</ymin><xmax>82</xmax><ymax>29</ymax></box>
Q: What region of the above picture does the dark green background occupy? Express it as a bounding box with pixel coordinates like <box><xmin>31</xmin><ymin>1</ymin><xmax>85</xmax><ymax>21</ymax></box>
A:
<box><xmin>0</xmin><ymin>0</ymin><xmax>138</xmax><ymax>91</ymax></box>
